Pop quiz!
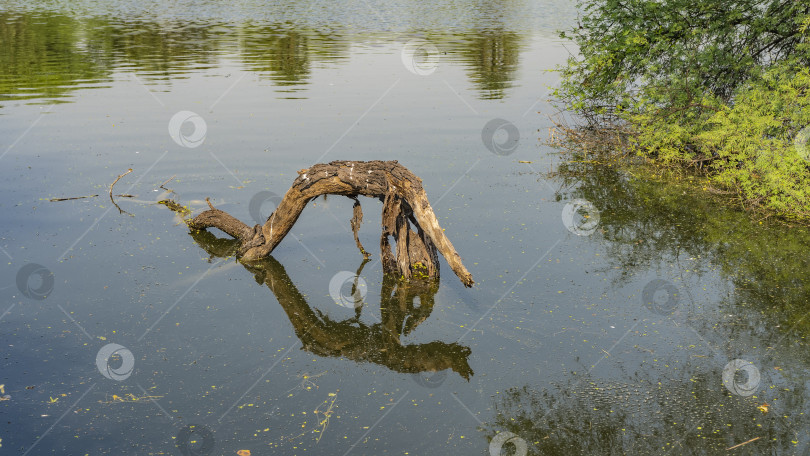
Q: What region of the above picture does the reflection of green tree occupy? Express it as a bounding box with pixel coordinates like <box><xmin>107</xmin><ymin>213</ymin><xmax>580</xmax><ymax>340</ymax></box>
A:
<box><xmin>238</xmin><ymin>28</ymin><xmax>350</xmax><ymax>88</ymax></box>
<box><xmin>0</xmin><ymin>12</ymin><xmax>224</xmax><ymax>103</ymax></box>
<box><xmin>0</xmin><ymin>12</ymin><xmax>348</xmax><ymax>103</ymax></box>
<box><xmin>240</xmin><ymin>29</ymin><xmax>311</xmax><ymax>86</ymax></box>
<box><xmin>484</xmin><ymin>367</ymin><xmax>810</xmax><ymax>455</ymax></box>
<box><xmin>0</xmin><ymin>9</ymin><xmax>527</xmax><ymax>103</ymax></box>
<box><xmin>93</xmin><ymin>22</ymin><xmax>220</xmax><ymax>78</ymax></box>
<box><xmin>553</xmin><ymin>160</ymin><xmax>810</xmax><ymax>337</ymax></box>
<box><xmin>509</xmin><ymin>159</ymin><xmax>810</xmax><ymax>454</ymax></box>
<box><xmin>457</xmin><ymin>30</ymin><xmax>523</xmax><ymax>100</ymax></box>
<box><xmin>0</xmin><ymin>12</ymin><xmax>111</xmax><ymax>104</ymax></box>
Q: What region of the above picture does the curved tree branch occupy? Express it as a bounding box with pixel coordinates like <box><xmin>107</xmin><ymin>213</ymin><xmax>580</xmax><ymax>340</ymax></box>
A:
<box><xmin>188</xmin><ymin>160</ymin><xmax>474</xmax><ymax>287</ymax></box>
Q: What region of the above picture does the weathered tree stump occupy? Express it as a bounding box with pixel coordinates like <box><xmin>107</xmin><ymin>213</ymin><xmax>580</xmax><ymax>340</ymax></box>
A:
<box><xmin>187</xmin><ymin>160</ymin><xmax>474</xmax><ymax>287</ymax></box>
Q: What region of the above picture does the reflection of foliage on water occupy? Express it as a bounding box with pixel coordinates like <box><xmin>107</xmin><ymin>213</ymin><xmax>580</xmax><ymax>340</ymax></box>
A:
<box><xmin>241</xmin><ymin>29</ymin><xmax>327</xmax><ymax>87</ymax></box>
<box><xmin>96</xmin><ymin>22</ymin><xmax>220</xmax><ymax>76</ymax></box>
<box><xmin>524</xmin><ymin>157</ymin><xmax>810</xmax><ymax>454</ymax></box>
<box><xmin>0</xmin><ymin>9</ymin><xmax>530</xmax><ymax>104</ymax></box>
<box><xmin>457</xmin><ymin>29</ymin><xmax>523</xmax><ymax>100</ymax></box>
<box><xmin>552</xmin><ymin>159</ymin><xmax>810</xmax><ymax>337</ymax></box>
<box><xmin>257</xmin><ymin>31</ymin><xmax>311</xmax><ymax>86</ymax></box>
<box><xmin>0</xmin><ymin>13</ymin><xmax>222</xmax><ymax>103</ymax></box>
<box><xmin>0</xmin><ymin>12</ymin><xmax>111</xmax><ymax>103</ymax></box>
<box><xmin>483</xmin><ymin>365</ymin><xmax>810</xmax><ymax>455</ymax></box>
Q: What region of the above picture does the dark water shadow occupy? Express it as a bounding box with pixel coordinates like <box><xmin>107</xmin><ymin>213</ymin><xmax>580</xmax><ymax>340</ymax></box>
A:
<box><xmin>189</xmin><ymin>229</ymin><xmax>473</xmax><ymax>380</ymax></box>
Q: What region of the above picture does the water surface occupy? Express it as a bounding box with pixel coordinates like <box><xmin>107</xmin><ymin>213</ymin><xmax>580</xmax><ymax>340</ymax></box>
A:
<box><xmin>1</xmin><ymin>1</ymin><xmax>810</xmax><ymax>455</ymax></box>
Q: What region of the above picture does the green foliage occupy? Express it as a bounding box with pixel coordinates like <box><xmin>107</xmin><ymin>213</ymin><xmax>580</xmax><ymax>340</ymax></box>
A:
<box><xmin>556</xmin><ymin>0</ymin><xmax>810</xmax><ymax>219</ymax></box>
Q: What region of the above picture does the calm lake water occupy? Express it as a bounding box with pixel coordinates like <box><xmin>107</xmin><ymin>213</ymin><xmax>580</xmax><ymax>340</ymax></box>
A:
<box><xmin>2</xmin><ymin>1</ymin><xmax>810</xmax><ymax>455</ymax></box>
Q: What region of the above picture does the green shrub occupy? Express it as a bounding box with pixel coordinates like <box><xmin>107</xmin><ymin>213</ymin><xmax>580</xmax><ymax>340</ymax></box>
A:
<box><xmin>555</xmin><ymin>0</ymin><xmax>810</xmax><ymax>219</ymax></box>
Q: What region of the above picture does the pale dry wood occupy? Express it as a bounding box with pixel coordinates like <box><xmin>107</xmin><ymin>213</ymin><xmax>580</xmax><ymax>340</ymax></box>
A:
<box><xmin>109</xmin><ymin>168</ymin><xmax>133</xmax><ymax>215</ymax></box>
<box><xmin>109</xmin><ymin>168</ymin><xmax>132</xmax><ymax>200</ymax></box>
<box><xmin>188</xmin><ymin>160</ymin><xmax>474</xmax><ymax>287</ymax></box>
<box><xmin>725</xmin><ymin>436</ymin><xmax>760</xmax><ymax>451</ymax></box>
<box><xmin>159</xmin><ymin>175</ymin><xmax>176</xmax><ymax>190</ymax></box>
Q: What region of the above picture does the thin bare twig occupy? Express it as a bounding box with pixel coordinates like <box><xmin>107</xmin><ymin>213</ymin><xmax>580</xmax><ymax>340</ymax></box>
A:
<box><xmin>159</xmin><ymin>175</ymin><xmax>176</xmax><ymax>190</ymax></box>
<box><xmin>109</xmin><ymin>168</ymin><xmax>133</xmax><ymax>215</ymax></box>
<box><xmin>725</xmin><ymin>436</ymin><xmax>760</xmax><ymax>451</ymax></box>
<box><xmin>109</xmin><ymin>169</ymin><xmax>133</xmax><ymax>200</ymax></box>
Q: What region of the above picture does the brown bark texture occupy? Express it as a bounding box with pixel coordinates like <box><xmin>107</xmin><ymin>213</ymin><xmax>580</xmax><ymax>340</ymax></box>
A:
<box><xmin>188</xmin><ymin>160</ymin><xmax>474</xmax><ymax>287</ymax></box>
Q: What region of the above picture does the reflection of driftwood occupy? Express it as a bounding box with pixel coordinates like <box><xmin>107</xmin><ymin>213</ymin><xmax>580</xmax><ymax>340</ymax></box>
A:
<box><xmin>159</xmin><ymin>175</ymin><xmax>176</xmax><ymax>190</ymax></box>
<box><xmin>50</xmin><ymin>194</ymin><xmax>99</xmax><ymax>202</ymax></box>
<box><xmin>189</xmin><ymin>229</ymin><xmax>474</xmax><ymax>380</ymax></box>
<box><xmin>188</xmin><ymin>160</ymin><xmax>474</xmax><ymax>287</ymax></box>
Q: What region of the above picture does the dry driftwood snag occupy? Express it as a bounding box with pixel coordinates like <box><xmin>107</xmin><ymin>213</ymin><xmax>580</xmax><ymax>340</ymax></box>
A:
<box><xmin>188</xmin><ymin>160</ymin><xmax>474</xmax><ymax>287</ymax></box>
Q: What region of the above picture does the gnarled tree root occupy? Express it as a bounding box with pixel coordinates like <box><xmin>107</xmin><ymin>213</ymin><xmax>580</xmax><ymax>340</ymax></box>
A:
<box><xmin>188</xmin><ymin>160</ymin><xmax>474</xmax><ymax>287</ymax></box>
